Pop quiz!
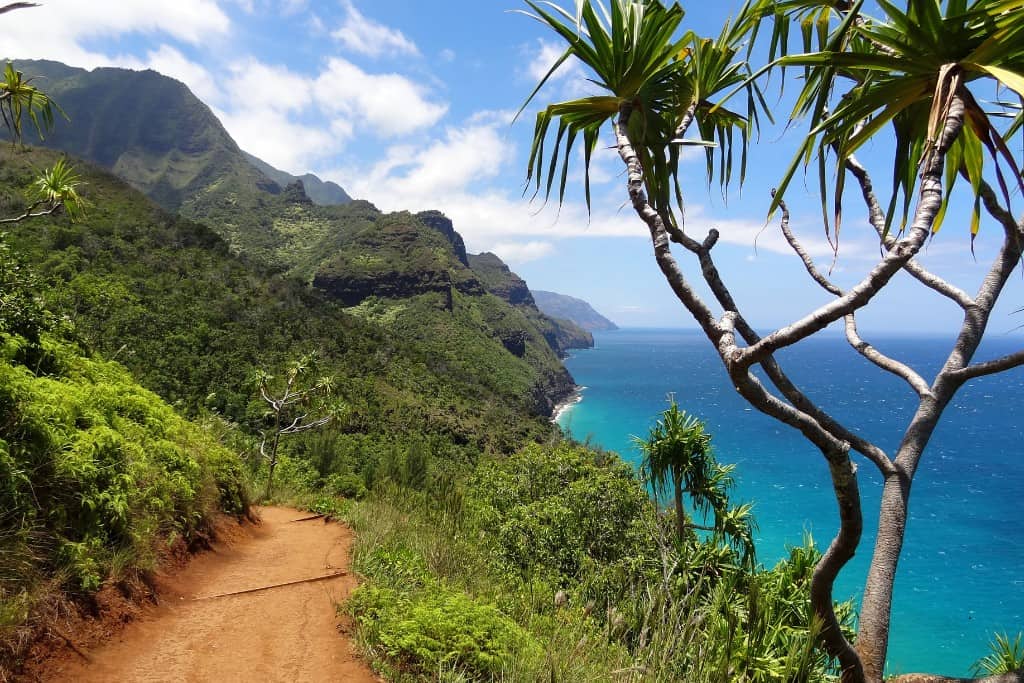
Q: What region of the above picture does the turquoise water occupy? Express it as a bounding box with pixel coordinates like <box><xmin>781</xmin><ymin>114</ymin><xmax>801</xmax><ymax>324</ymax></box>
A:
<box><xmin>557</xmin><ymin>328</ymin><xmax>1024</xmax><ymax>677</ymax></box>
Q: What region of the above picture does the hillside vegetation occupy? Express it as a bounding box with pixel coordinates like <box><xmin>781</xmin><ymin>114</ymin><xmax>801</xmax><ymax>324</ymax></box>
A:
<box><xmin>0</xmin><ymin>56</ymin><xmax>865</xmax><ymax>683</ymax></box>
<box><xmin>0</xmin><ymin>233</ymin><xmax>247</xmax><ymax>671</ymax></box>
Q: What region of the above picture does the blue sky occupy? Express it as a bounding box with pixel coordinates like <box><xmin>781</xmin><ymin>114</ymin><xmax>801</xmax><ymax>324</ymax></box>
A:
<box><xmin>5</xmin><ymin>0</ymin><xmax>1023</xmax><ymax>334</ymax></box>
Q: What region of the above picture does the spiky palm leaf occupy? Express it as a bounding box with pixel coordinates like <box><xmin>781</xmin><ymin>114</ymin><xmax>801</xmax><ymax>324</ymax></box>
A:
<box><xmin>636</xmin><ymin>400</ymin><xmax>736</xmax><ymax>535</ymax></box>
<box><xmin>33</xmin><ymin>158</ymin><xmax>85</xmax><ymax>221</ymax></box>
<box><xmin>0</xmin><ymin>61</ymin><xmax>61</xmax><ymax>144</ymax></box>
<box><xmin>764</xmin><ymin>0</ymin><xmax>1024</xmax><ymax>246</ymax></box>
<box><xmin>518</xmin><ymin>0</ymin><xmax>767</xmax><ymax>218</ymax></box>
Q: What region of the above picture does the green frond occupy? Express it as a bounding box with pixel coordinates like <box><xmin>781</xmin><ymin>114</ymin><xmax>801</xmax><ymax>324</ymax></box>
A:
<box><xmin>33</xmin><ymin>158</ymin><xmax>87</xmax><ymax>221</ymax></box>
<box><xmin>764</xmin><ymin>0</ymin><xmax>1024</xmax><ymax>240</ymax></box>
<box><xmin>1</xmin><ymin>61</ymin><xmax>64</xmax><ymax>144</ymax></box>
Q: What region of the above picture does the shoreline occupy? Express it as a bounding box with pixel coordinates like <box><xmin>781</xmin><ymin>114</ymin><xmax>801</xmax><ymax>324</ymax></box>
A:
<box><xmin>551</xmin><ymin>386</ymin><xmax>585</xmax><ymax>424</ymax></box>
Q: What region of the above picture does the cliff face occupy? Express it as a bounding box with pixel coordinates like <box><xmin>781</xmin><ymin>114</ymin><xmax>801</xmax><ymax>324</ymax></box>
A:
<box><xmin>416</xmin><ymin>211</ymin><xmax>470</xmax><ymax>267</ymax></box>
<box><xmin>468</xmin><ymin>253</ymin><xmax>535</xmax><ymax>306</ymax></box>
<box><xmin>469</xmin><ymin>253</ymin><xmax>594</xmax><ymax>357</ymax></box>
<box><xmin>312</xmin><ymin>214</ymin><xmax>483</xmax><ymax>308</ymax></box>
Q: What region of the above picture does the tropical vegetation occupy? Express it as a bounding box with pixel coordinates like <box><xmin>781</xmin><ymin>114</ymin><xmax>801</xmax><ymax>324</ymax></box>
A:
<box><xmin>520</xmin><ymin>0</ymin><xmax>1024</xmax><ymax>680</ymax></box>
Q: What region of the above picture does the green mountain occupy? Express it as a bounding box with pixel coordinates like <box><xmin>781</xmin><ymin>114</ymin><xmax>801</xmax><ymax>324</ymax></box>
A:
<box><xmin>0</xmin><ymin>146</ymin><xmax>559</xmax><ymax>446</ymax></box>
<box><xmin>5</xmin><ymin>60</ymin><xmax>287</xmax><ymax>213</ymax></box>
<box><xmin>5</xmin><ymin>60</ymin><xmax>579</xmax><ymax>416</ymax></box>
<box><xmin>242</xmin><ymin>151</ymin><xmax>352</xmax><ymax>206</ymax></box>
<box><xmin>532</xmin><ymin>290</ymin><xmax>619</xmax><ymax>332</ymax></box>
<box><xmin>469</xmin><ymin>253</ymin><xmax>593</xmax><ymax>356</ymax></box>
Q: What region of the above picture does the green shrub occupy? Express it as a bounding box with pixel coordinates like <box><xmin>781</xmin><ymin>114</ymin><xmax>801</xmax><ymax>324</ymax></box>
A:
<box><xmin>0</xmin><ymin>329</ymin><xmax>248</xmax><ymax>597</ymax></box>
<box><xmin>466</xmin><ymin>442</ymin><xmax>657</xmax><ymax>592</ymax></box>
<box><xmin>348</xmin><ymin>584</ymin><xmax>540</xmax><ymax>679</ymax></box>
<box><xmin>325</xmin><ymin>472</ymin><xmax>367</xmax><ymax>499</ymax></box>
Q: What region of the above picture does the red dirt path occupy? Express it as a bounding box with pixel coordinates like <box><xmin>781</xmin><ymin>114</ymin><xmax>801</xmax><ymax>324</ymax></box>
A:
<box><xmin>41</xmin><ymin>506</ymin><xmax>379</xmax><ymax>683</ymax></box>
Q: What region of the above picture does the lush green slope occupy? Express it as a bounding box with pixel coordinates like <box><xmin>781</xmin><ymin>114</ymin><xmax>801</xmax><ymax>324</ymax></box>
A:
<box><xmin>7</xmin><ymin>60</ymin><xmax>280</xmax><ymax>213</ymax></box>
<box><xmin>0</xmin><ymin>242</ymin><xmax>247</xmax><ymax>671</ymax></box>
<box><xmin>242</xmin><ymin>151</ymin><xmax>351</xmax><ymax>206</ymax></box>
<box><xmin>3</xmin><ymin>60</ymin><xmax>578</xmax><ymax>417</ymax></box>
<box><xmin>0</xmin><ymin>147</ymin><xmax>557</xmax><ymax>448</ymax></box>
<box><xmin>532</xmin><ymin>290</ymin><xmax>619</xmax><ymax>331</ymax></box>
<box><xmin>469</xmin><ymin>253</ymin><xmax>594</xmax><ymax>356</ymax></box>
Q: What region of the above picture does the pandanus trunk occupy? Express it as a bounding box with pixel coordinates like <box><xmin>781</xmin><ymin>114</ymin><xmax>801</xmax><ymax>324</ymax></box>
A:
<box><xmin>673</xmin><ymin>477</ymin><xmax>685</xmax><ymax>543</ymax></box>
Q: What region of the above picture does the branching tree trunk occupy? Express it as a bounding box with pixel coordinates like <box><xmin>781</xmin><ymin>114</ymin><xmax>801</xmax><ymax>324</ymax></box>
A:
<box><xmin>613</xmin><ymin>92</ymin><xmax>1022</xmax><ymax>681</ymax></box>
<box><xmin>255</xmin><ymin>356</ymin><xmax>335</xmax><ymax>500</ymax></box>
<box><xmin>520</xmin><ymin>2</ymin><xmax>1024</xmax><ymax>679</ymax></box>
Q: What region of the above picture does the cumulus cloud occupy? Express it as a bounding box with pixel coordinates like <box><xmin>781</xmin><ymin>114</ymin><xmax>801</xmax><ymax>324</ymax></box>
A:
<box><xmin>314</xmin><ymin>57</ymin><xmax>447</xmax><ymax>137</ymax></box>
<box><xmin>216</xmin><ymin>107</ymin><xmax>336</xmax><ymax>173</ymax></box>
<box><xmin>3</xmin><ymin>0</ymin><xmax>230</xmax><ymax>67</ymax></box>
<box><xmin>222</xmin><ymin>58</ymin><xmax>314</xmax><ymax>113</ymax></box>
<box><xmin>491</xmin><ymin>241</ymin><xmax>555</xmax><ymax>264</ymax></box>
<box><xmin>331</xmin><ymin>0</ymin><xmax>419</xmax><ymax>58</ymax></box>
<box><xmin>522</xmin><ymin>38</ymin><xmax>596</xmax><ymax>100</ymax></box>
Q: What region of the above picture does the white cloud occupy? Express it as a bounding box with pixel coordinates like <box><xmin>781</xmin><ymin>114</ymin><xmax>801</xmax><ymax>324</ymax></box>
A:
<box><xmin>341</xmin><ymin>118</ymin><xmax>515</xmax><ymax>208</ymax></box>
<box><xmin>314</xmin><ymin>57</ymin><xmax>447</xmax><ymax>137</ymax></box>
<box><xmin>222</xmin><ymin>58</ymin><xmax>314</xmax><ymax>112</ymax></box>
<box><xmin>491</xmin><ymin>241</ymin><xmax>555</xmax><ymax>264</ymax></box>
<box><xmin>439</xmin><ymin>48</ymin><xmax>457</xmax><ymax>63</ymax></box>
<box><xmin>331</xmin><ymin>0</ymin><xmax>419</xmax><ymax>58</ymax></box>
<box><xmin>216</xmin><ymin>107</ymin><xmax>335</xmax><ymax>173</ymax></box>
<box><xmin>3</xmin><ymin>0</ymin><xmax>230</xmax><ymax>67</ymax></box>
<box><xmin>525</xmin><ymin>39</ymin><xmax>579</xmax><ymax>84</ymax></box>
<box><xmin>522</xmin><ymin>38</ymin><xmax>596</xmax><ymax>100</ymax></box>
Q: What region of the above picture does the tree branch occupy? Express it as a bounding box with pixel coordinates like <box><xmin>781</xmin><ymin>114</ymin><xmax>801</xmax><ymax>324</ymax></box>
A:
<box><xmin>0</xmin><ymin>200</ymin><xmax>63</xmax><ymax>224</ymax></box>
<box><xmin>845</xmin><ymin>314</ymin><xmax>932</xmax><ymax>398</ymax></box>
<box><xmin>775</xmin><ymin>191</ymin><xmax>843</xmax><ymax>296</ymax></box>
<box><xmin>844</xmin><ymin>154</ymin><xmax>974</xmax><ymax>310</ymax></box>
<box><xmin>978</xmin><ymin>179</ymin><xmax>1023</xmax><ymax>238</ymax></box>
<box><xmin>613</xmin><ymin>103</ymin><xmax>724</xmax><ymax>341</ymax></box>
<box><xmin>670</xmin><ymin>196</ymin><xmax>895</xmax><ymax>474</ymax></box>
<box><xmin>948</xmin><ymin>350</ymin><xmax>1024</xmax><ymax>382</ymax></box>
<box><xmin>738</xmin><ymin>95</ymin><xmax>966</xmax><ymax>370</ymax></box>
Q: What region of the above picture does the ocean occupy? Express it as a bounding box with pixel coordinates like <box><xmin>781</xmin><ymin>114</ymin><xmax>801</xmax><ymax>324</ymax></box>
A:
<box><xmin>556</xmin><ymin>328</ymin><xmax>1024</xmax><ymax>677</ymax></box>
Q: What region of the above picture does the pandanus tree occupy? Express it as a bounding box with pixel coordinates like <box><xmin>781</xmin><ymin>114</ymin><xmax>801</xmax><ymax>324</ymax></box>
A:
<box><xmin>520</xmin><ymin>0</ymin><xmax>1024</xmax><ymax>681</ymax></box>
<box><xmin>636</xmin><ymin>399</ymin><xmax>757</xmax><ymax>568</ymax></box>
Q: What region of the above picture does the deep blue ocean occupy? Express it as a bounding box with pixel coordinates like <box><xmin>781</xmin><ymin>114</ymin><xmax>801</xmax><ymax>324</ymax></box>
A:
<box><xmin>557</xmin><ymin>328</ymin><xmax>1024</xmax><ymax>677</ymax></box>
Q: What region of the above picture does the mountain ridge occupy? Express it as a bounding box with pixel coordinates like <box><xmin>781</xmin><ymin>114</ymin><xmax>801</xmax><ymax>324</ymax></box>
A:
<box><xmin>532</xmin><ymin>290</ymin><xmax>619</xmax><ymax>332</ymax></box>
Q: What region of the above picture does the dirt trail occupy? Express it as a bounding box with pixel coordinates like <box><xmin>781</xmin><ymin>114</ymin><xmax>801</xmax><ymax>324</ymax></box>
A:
<box><xmin>43</xmin><ymin>506</ymin><xmax>379</xmax><ymax>683</ymax></box>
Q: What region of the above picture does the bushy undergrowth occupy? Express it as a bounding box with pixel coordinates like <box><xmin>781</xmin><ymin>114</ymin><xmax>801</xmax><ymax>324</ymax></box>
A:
<box><xmin>341</xmin><ymin>441</ymin><xmax>848</xmax><ymax>682</ymax></box>
<box><xmin>0</xmin><ymin>242</ymin><xmax>248</xmax><ymax>664</ymax></box>
<box><xmin>0</xmin><ymin>332</ymin><xmax>247</xmax><ymax>595</ymax></box>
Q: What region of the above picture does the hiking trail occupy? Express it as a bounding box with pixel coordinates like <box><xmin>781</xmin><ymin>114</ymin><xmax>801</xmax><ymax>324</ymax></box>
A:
<box><xmin>42</xmin><ymin>506</ymin><xmax>379</xmax><ymax>683</ymax></box>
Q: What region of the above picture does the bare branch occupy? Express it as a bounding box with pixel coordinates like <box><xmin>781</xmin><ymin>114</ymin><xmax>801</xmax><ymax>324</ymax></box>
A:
<box><xmin>280</xmin><ymin>415</ymin><xmax>332</xmax><ymax>434</ymax></box>
<box><xmin>0</xmin><ymin>200</ymin><xmax>63</xmax><ymax>224</ymax></box>
<box><xmin>978</xmin><ymin>179</ymin><xmax>1023</xmax><ymax>238</ymax></box>
<box><xmin>739</xmin><ymin>95</ymin><xmax>967</xmax><ymax>370</ymax></box>
<box><xmin>613</xmin><ymin>103</ymin><xmax>724</xmax><ymax>342</ymax></box>
<box><xmin>0</xmin><ymin>3</ymin><xmax>39</xmax><ymax>16</ymax></box>
<box><xmin>845</xmin><ymin>154</ymin><xmax>974</xmax><ymax>309</ymax></box>
<box><xmin>949</xmin><ymin>350</ymin><xmax>1024</xmax><ymax>382</ymax></box>
<box><xmin>845</xmin><ymin>315</ymin><xmax>932</xmax><ymax>398</ymax></box>
<box><xmin>774</xmin><ymin>191</ymin><xmax>843</xmax><ymax>296</ymax></box>
<box><xmin>663</xmin><ymin>193</ymin><xmax>896</xmax><ymax>475</ymax></box>
<box><xmin>672</xmin><ymin>103</ymin><xmax>697</xmax><ymax>142</ymax></box>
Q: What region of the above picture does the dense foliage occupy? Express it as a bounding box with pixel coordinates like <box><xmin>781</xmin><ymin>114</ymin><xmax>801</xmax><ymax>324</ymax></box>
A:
<box><xmin>344</xmin><ymin>441</ymin><xmax>850</xmax><ymax>682</ymax></box>
<box><xmin>0</xmin><ymin>147</ymin><xmax>560</xmax><ymax>453</ymax></box>
<box><xmin>0</xmin><ymin>240</ymin><xmax>247</xmax><ymax>666</ymax></box>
